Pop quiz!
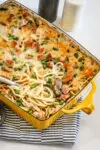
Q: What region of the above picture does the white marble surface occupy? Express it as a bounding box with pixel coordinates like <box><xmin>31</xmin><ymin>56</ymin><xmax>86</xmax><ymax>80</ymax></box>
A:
<box><xmin>0</xmin><ymin>0</ymin><xmax>100</xmax><ymax>150</ymax></box>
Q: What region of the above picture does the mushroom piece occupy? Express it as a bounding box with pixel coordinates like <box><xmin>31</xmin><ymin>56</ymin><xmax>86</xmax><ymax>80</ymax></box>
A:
<box><xmin>54</xmin><ymin>78</ymin><xmax>62</xmax><ymax>96</ymax></box>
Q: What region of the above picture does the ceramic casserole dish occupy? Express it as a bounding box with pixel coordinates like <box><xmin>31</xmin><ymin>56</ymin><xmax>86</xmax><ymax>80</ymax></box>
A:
<box><xmin>0</xmin><ymin>0</ymin><xmax>99</xmax><ymax>130</ymax></box>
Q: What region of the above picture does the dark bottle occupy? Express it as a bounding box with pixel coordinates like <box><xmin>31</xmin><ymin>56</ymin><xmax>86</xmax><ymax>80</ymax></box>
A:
<box><xmin>38</xmin><ymin>0</ymin><xmax>59</xmax><ymax>23</ymax></box>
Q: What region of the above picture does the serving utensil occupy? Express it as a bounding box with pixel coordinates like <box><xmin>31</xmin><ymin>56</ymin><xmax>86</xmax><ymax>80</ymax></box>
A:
<box><xmin>0</xmin><ymin>76</ymin><xmax>18</xmax><ymax>86</ymax></box>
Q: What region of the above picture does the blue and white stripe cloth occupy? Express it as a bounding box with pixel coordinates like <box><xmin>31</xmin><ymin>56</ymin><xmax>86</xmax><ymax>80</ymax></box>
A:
<box><xmin>0</xmin><ymin>106</ymin><xmax>81</xmax><ymax>145</ymax></box>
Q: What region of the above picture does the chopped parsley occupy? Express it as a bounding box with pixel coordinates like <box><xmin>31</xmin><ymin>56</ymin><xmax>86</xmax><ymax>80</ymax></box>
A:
<box><xmin>53</xmin><ymin>47</ymin><xmax>59</xmax><ymax>51</ymax></box>
<box><xmin>78</xmin><ymin>57</ymin><xmax>84</xmax><ymax>62</ymax></box>
<box><xmin>59</xmin><ymin>100</ymin><xmax>65</xmax><ymax>105</ymax></box>
<box><xmin>47</xmin><ymin>78</ymin><xmax>52</xmax><ymax>84</ymax></box>
<box><xmin>12</xmin><ymin>57</ymin><xmax>17</xmax><ymax>63</ymax></box>
<box><xmin>80</xmin><ymin>65</ymin><xmax>84</xmax><ymax>71</ymax></box>
<box><xmin>8</xmin><ymin>34</ymin><xmax>19</xmax><ymax>41</ymax></box>
<box><xmin>34</xmin><ymin>17</ymin><xmax>39</xmax><ymax>27</ymax></box>
<box><xmin>73</xmin><ymin>73</ymin><xmax>77</xmax><ymax>78</ymax></box>
<box><xmin>41</xmin><ymin>40</ymin><xmax>48</xmax><ymax>45</ymax></box>
<box><xmin>56</xmin><ymin>34</ymin><xmax>60</xmax><ymax>40</ymax></box>
<box><xmin>18</xmin><ymin>16</ymin><xmax>22</xmax><ymax>19</ymax></box>
<box><xmin>12</xmin><ymin>75</ymin><xmax>17</xmax><ymax>80</ymax></box>
<box><xmin>16</xmin><ymin>100</ymin><xmax>23</xmax><ymax>107</ymax></box>
<box><xmin>44</xmin><ymin>50</ymin><xmax>48</xmax><ymax>54</ymax></box>
<box><xmin>74</xmin><ymin>53</ymin><xmax>79</xmax><ymax>58</ymax></box>
<box><xmin>15</xmin><ymin>89</ymin><xmax>20</xmax><ymax>94</ymax></box>
<box><xmin>41</xmin><ymin>58</ymin><xmax>49</xmax><ymax>69</ymax></box>
<box><xmin>30</xmin><ymin>84</ymin><xmax>37</xmax><ymax>89</ymax></box>
<box><xmin>51</xmin><ymin>104</ymin><xmax>56</xmax><ymax>108</ymax></box>
<box><xmin>31</xmin><ymin>73</ymin><xmax>36</xmax><ymax>79</ymax></box>
<box><xmin>0</xmin><ymin>62</ymin><xmax>3</xmax><ymax>66</ymax></box>
<box><xmin>27</xmin><ymin>109</ymin><xmax>33</xmax><ymax>115</ymax></box>
<box><xmin>14</xmin><ymin>67</ymin><xmax>22</xmax><ymax>71</ymax></box>
<box><xmin>28</xmin><ymin>20</ymin><xmax>33</xmax><ymax>24</ymax></box>
<box><xmin>52</xmin><ymin>58</ymin><xmax>58</xmax><ymax>64</ymax></box>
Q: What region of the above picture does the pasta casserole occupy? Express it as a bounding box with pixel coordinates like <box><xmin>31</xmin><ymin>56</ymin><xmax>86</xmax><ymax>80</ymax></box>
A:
<box><xmin>0</xmin><ymin>1</ymin><xmax>99</xmax><ymax>120</ymax></box>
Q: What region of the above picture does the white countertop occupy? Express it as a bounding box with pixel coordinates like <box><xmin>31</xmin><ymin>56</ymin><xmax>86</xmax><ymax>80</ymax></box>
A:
<box><xmin>0</xmin><ymin>0</ymin><xmax>100</xmax><ymax>150</ymax></box>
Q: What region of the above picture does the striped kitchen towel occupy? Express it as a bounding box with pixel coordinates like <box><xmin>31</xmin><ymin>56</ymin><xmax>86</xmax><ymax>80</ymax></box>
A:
<box><xmin>0</xmin><ymin>105</ymin><xmax>81</xmax><ymax>145</ymax></box>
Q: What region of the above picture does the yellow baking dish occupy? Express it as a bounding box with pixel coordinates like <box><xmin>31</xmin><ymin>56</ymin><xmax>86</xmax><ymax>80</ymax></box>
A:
<box><xmin>0</xmin><ymin>81</ymin><xmax>97</xmax><ymax>130</ymax></box>
<box><xmin>0</xmin><ymin>0</ymin><xmax>99</xmax><ymax>130</ymax></box>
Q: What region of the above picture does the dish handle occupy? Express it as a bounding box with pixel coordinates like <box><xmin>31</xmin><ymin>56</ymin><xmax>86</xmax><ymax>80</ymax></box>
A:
<box><xmin>62</xmin><ymin>81</ymin><xmax>96</xmax><ymax>114</ymax></box>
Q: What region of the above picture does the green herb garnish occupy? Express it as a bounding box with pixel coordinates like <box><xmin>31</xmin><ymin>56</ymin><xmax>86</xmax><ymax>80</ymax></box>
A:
<box><xmin>73</xmin><ymin>73</ymin><xmax>77</xmax><ymax>78</ymax></box>
<box><xmin>78</xmin><ymin>57</ymin><xmax>84</xmax><ymax>62</ymax></box>
<box><xmin>16</xmin><ymin>100</ymin><xmax>23</xmax><ymax>107</ymax></box>
<box><xmin>51</xmin><ymin>104</ymin><xmax>56</xmax><ymax>108</ymax></box>
<box><xmin>14</xmin><ymin>67</ymin><xmax>22</xmax><ymax>71</ymax></box>
<box><xmin>56</xmin><ymin>34</ymin><xmax>60</xmax><ymax>40</ymax></box>
<box><xmin>34</xmin><ymin>17</ymin><xmax>39</xmax><ymax>27</ymax></box>
<box><xmin>11</xmin><ymin>25</ymin><xmax>18</xmax><ymax>28</ymax></box>
<box><xmin>80</xmin><ymin>65</ymin><xmax>84</xmax><ymax>71</ymax></box>
<box><xmin>74</xmin><ymin>53</ymin><xmax>79</xmax><ymax>58</ymax></box>
<box><xmin>41</xmin><ymin>58</ymin><xmax>49</xmax><ymax>69</ymax></box>
<box><xmin>31</xmin><ymin>73</ymin><xmax>36</xmax><ymax>79</ymax></box>
<box><xmin>0</xmin><ymin>62</ymin><xmax>3</xmax><ymax>66</ymax></box>
<box><xmin>44</xmin><ymin>50</ymin><xmax>48</xmax><ymax>54</ymax></box>
<box><xmin>12</xmin><ymin>57</ymin><xmax>17</xmax><ymax>62</ymax></box>
<box><xmin>52</xmin><ymin>58</ymin><xmax>58</xmax><ymax>64</ymax></box>
<box><xmin>30</xmin><ymin>84</ymin><xmax>37</xmax><ymax>89</ymax></box>
<box><xmin>53</xmin><ymin>47</ymin><xmax>59</xmax><ymax>51</ymax></box>
<box><xmin>47</xmin><ymin>78</ymin><xmax>52</xmax><ymax>85</ymax></box>
<box><xmin>27</xmin><ymin>109</ymin><xmax>33</xmax><ymax>115</ymax></box>
<box><xmin>59</xmin><ymin>100</ymin><xmax>65</xmax><ymax>105</ymax></box>
<box><xmin>18</xmin><ymin>16</ymin><xmax>22</xmax><ymax>19</ymax></box>
<box><xmin>8</xmin><ymin>34</ymin><xmax>19</xmax><ymax>41</ymax></box>
<box><xmin>41</xmin><ymin>40</ymin><xmax>48</xmax><ymax>45</ymax></box>
<box><xmin>15</xmin><ymin>89</ymin><xmax>20</xmax><ymax>94</ymax></box>
<box><xmin>12</xmin><ymin>75</ymin><xmax>17</xmax><ymax>80</ymax></box>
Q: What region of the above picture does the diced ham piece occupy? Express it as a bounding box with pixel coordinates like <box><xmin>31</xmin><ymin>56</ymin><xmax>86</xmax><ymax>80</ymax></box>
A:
<box><xmin>63</xmin><ymin>72</ymin><xmax>73</xmax><ymax>83</ymax></box>
<box><xmin>32</xmin><ymin>24</ymin><xmax>37</xmax><ymax>33</ymax></box>
<box><xmin>23</xmin><ymin>9</ymin><xmax>28</xmax><ymax>18</ymax></box>
<box><xmin>21</xmin><ymin>25</ymin><xmax>29</xmax><ymax>32</ymax></box>
<box><xmin>57</xmin><ymin>94</ymin><xmax>70</xmax><ymax>101</ymax></box>
<box><xmin>47</xmin><ymin>53</ymin><xmax>52</xmax><ymax>60</ymax></box>
<box><xmin>1</xmin><ymin>89</ymin><xmax>7</xmax><ymax>94</ymax></box>
<box><xmin>62</xmin><ymin>86</ymin><xmax>69</xmax><ymax>95</ymax></box>
<box><xmin>37</xmin><ymin>55</ymin><xmax>45</xmax><ymax>60</ymax></box>
<box><xmin>11</xmin><ymin>41</ymin><xmax>17</xmax><ymax>48</ymax></box>
<box><xmin>62</xmin><ymin>63</ymin><xmax>74</xmax><ymax>83</ymax></box>
<box><xmin>26</xmin><ymin>103</ymin><xmax>33</xmax><ymax>108</ymax></box>
<box><xmin>39</xmin><ymin>47</ymin><xmax>45</xmax><ymax>53</ymax></box>
<box><xmin>81</xmin><ymin>67</ymin><xmax>94</xmax><ymax>77</ymax></box>
<box><xmin>47</xmin><ymin>61</ymin><xmax>54</xmax><ymax>68</ymax></box>
<box><xmin>5</xmin><ymin>59</ymin><xmax>13</xmax><ymax>67</ymax></box>
<box><xmin>25</xmin><ymin>40</ymin><xmax>39</xmax><ymax>50</ymax></box>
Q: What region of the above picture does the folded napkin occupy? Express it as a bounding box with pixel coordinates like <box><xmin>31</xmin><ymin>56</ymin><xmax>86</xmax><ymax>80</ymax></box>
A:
<box><xmin>0</xmin><ymin>105</ymin><xmax>81</xmax><ymax>145</ymax></box>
